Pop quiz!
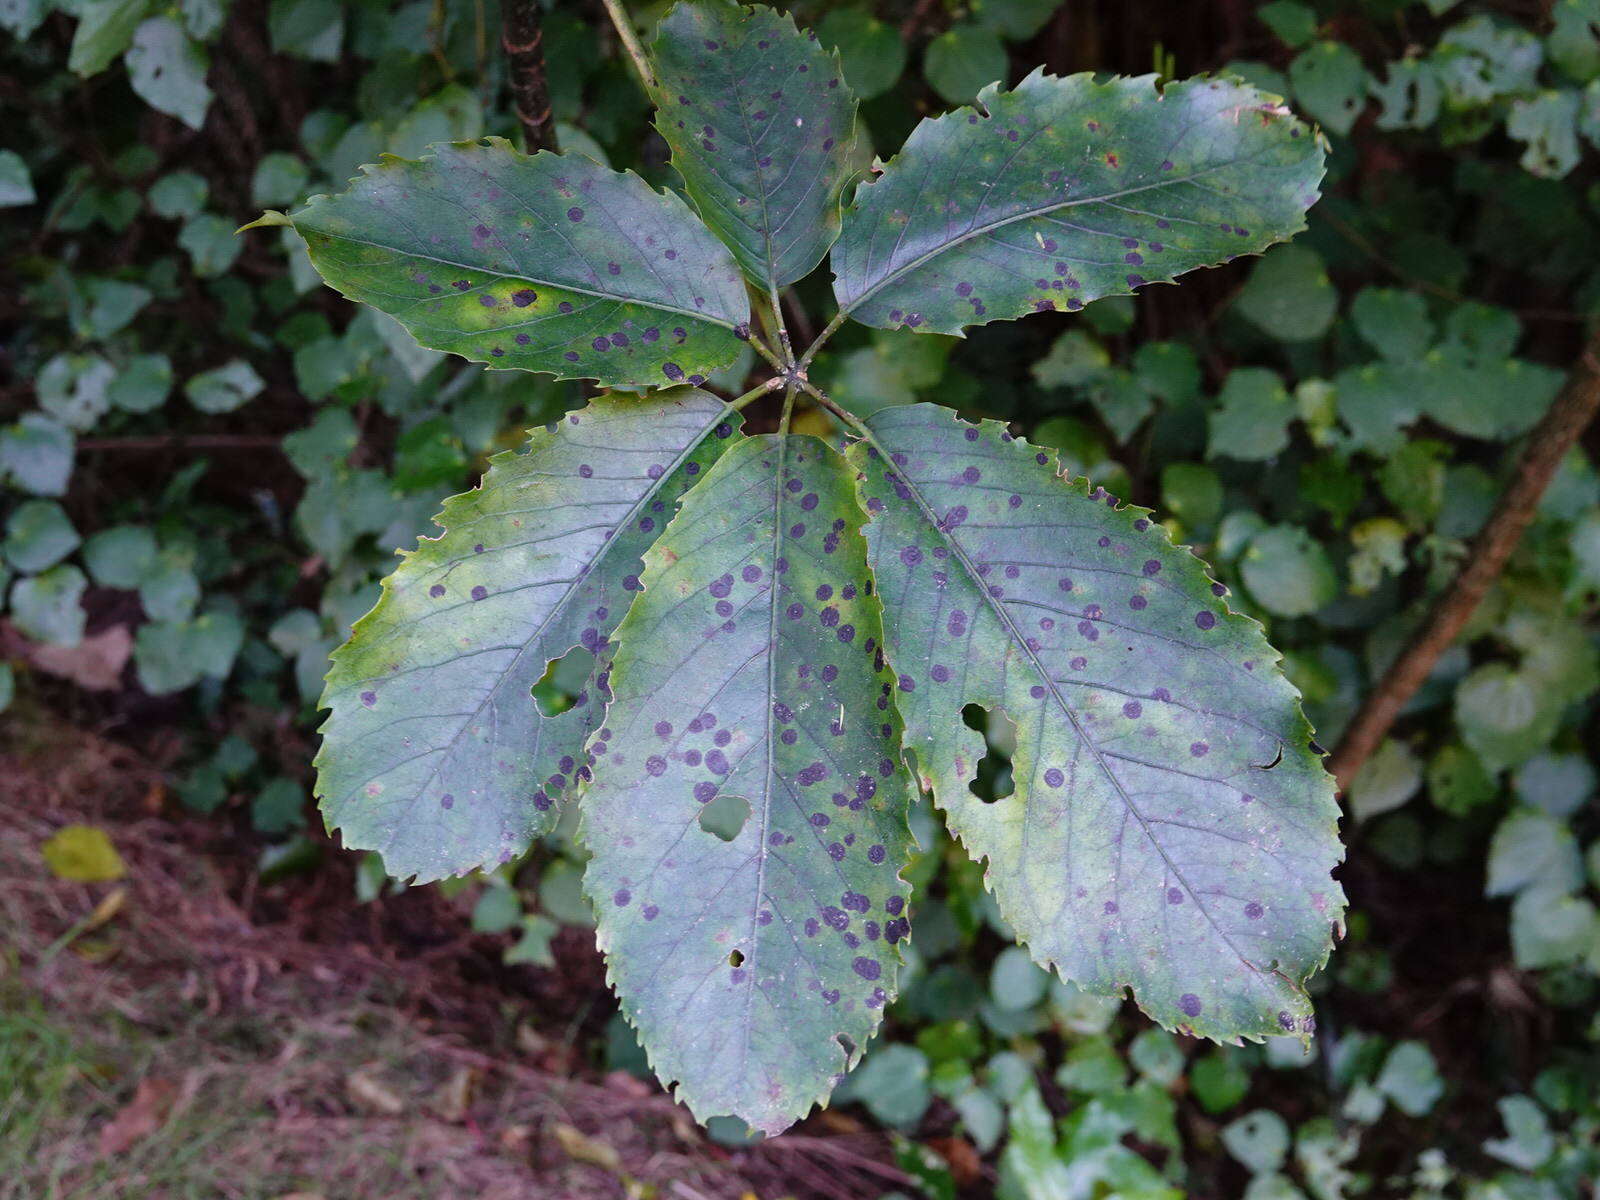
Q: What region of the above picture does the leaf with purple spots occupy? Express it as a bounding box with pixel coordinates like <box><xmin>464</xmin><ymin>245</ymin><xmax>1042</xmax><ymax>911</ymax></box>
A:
<box><xmin>650</xmin><ymin>0</ymin><xmax>858</xmax><ymax>290</ymax></box>
<box><xmin>844</xmin><ymin>403</ymin><xmax>1344</xmax><ymax>1041</ymax></box>
<box><xmin>280</xmin><ymin>139</ymin><xmax>748</xmax><ymax>388</ymax></box>
<box><xmin>582</xmin><ymin>433</ymin><xmax>914</xmax><ymax>1134</ymax></box>
<box><xmin>316</xmin><ymin>391</ymin><xmax>741</xmax><ymax>882</ymax></box>
<box><xmin>831</xmin><ymin>72</ymin><xmax>1325</xmax><ymax>335</ymax></box>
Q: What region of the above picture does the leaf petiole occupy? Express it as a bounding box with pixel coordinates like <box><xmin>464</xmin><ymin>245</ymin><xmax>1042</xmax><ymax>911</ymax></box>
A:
<box><xmin>767</xmin><ymin>285</ymin><xmax>792</xmax><ymax>365</ymax></box>
<box><xmin>796</xmin><ymin>310</ymin><xmax>848</xmax><ymax>376</ymax></box>
<box><xmin>725</xmin><ymin>376</ymin><xmax>785</xmax><ymax>414</ymax></box>
<box><xmin>598</xmin><ymin>0</ymin><xmax>656</xmax><ymax>89</ymax></box>
<box><xmin>793</xmin><ymin>376</ymin><xmax>868</xmax><ymax>439</ymax></box>
<box><xmin>777</xmin><ymin>381</ymin><xmax>798</xmax><ymax>436</ymax></box>
<box><xmin>745</xmin><ymin>324</ymin><xmax>789</xmax><ymax>375</ymax></box>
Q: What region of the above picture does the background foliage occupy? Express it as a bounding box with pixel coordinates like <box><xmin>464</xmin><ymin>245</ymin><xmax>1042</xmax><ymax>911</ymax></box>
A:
<box><xmin>3</xmin><ymin>0</ymin><xmax>1600</xmax><ymax>1195</ymax></box>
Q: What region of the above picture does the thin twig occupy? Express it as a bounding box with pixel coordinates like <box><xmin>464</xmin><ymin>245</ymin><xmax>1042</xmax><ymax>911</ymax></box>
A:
<box><xmin>502</xmin><ymin>0</ymin><xmax>558</xmax><ymax>153</ymax></box>
<box><xmin>598</xmin><ymin>0</ymin><xmax>656</xmax><ymax>89</ymax></box>
<box><xmin>1326</xmin><ymin>330</ymin><xmax>1600</xmax><ymax>791</ymax></box>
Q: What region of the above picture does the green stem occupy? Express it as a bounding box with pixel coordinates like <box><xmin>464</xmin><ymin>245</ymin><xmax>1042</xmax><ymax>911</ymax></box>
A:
<box><xmin>727</xmin><ymin>377</ymin><xmax>783</xmax><ymax>414</ymax></box>
<box><xmin>747</xmin><ymin>328</ymin><xmax>788</xmax><ymax>375</ymax></box>
<box><xmin>599</xmin><ymin>0</ymin><xmax>656</xmax><ymax>89</ymax></box>
<box><xmin>796</xmin><ymin>310</ymin><xmax>848</xmax><ymax>375</ymax></box>
<box><xmin>778</xmin><ymin>382</ymin><xmax>798</xmax><ymax>435</ymax></box>
<box><xmin>794</xmin><ymin>377</ymin><xmax>868</xmax><ymax>438</ymax></box>
<box><xmin>767</xmin><ymin>286</ymin><xmax>793</xmax><ymax>365</ymax></box>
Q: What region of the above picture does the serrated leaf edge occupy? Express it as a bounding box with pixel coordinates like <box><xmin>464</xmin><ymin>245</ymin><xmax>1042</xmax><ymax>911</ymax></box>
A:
<box><xmin>841</xmin><ymin>403</ymin><xmax>1346</xmax><ymax>1045</ymax></box>
<box><xmin>649</xmin><ymin>0</ymin><xmax>863</xmax><ymax>291</ymax></box>
<box><xmin>286</xmin><ymin>137</ymin><xmax>750</xmax><ymax>387</ymax></box>
<box><xmin>832</xmin><ymin>68</ymin><xmax>1329</xmax><ymax>337</ymax></box>
<box><xmin>576</xmin><ymin>430</ymin><xmax>917</xmax><ymax>1136</ymax></box>
<box><xmin>312</xmin><ymin>390</ymin><xmax>740</xmax><ymax>884</ymax></box>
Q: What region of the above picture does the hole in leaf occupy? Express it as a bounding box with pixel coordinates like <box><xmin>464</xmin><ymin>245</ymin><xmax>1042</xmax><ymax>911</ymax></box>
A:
<box><xmin>698</xmin><ymin>792</ymin><xmax>750</xmax><ymax>841</ymax></box>
<box><xmin>835</xmin><ymin>1032</ymin><xmax>857</xmax><ymax>1058</ymax></box>
<box><xmin>962</xmin><ymin>703</ymin><xmax>1016</xmax><ymax>804</ymax></box>
<box><xmin>1254</xmin><ymin>746</ymin><xmax>1283</xmax><ymax>771</ymax></box>
<box><xmin>531</xmin><ymin>645</ymin><xmax>597</xmax><ymax>718</ymax></box>
<box><xmin>728</xmin><ymin>949</ymin><xmax>744</xmax><ymax>967</ymax></box>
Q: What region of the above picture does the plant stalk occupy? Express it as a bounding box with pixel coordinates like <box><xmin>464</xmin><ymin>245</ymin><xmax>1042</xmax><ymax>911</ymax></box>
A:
<box><xmin>1326</xmin><ymin>329</ymin><xmax>1600</xmax><ymax>792</ymax></box>
<box><xmin>768</xmin><ymin>286</ymin><xmax>793</xmax><ymax>365</ymax></box>
<box><xmin>746</xmin><ymin>330</ymin><xmax>789</xmax><ymax>375</ymax></box>
<box><xmin>727</xmin><ymin>377</ymin><xmax>784</xmax><ymax>413</ymax></box>
<box><xmin>503</xmin><ymin>0</ymin><xmax>558</xmax><ymax>152</ymax></box>
<box><xmin>778</xmin><ymin>382</ymin><xmax>798</xmax><ymax>436</ymax></box>
<box><xmin>598</xmin><ymin>0</ymin><xmax>656</xmax><ymax>89</ymax></box>
<box><xmin>797</xmin><ymin>310</ymin><xmax>849</xmax><ymax>375</ymax></box>
<box><xmin>794</xmin><ymin>377</ymin><xmax>869</xmax><ymax>439</ymax></box>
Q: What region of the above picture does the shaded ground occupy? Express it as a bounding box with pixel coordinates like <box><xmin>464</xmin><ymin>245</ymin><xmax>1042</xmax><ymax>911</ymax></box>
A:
<box><xmin>0</xmin><ymin>718</ymin><xmax>912</xmax><ymax>1200</ymax></box>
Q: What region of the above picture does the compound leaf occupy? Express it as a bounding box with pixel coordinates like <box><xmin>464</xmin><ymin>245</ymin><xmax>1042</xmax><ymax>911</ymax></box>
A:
<box><xmin>844</xmin><ymin>403</ymin><xmax>1343</xmax><ymax>1040</ymax></box>
<box><xmin>281</xmin><ymin>139</ymin><xmax>750</xmax><ymax>388</ymax></box>
<box><xmin>316</xmin><ymin>390</ymin><xmax>742</xmax><ymax>882</ymax></box>
<box><xmin>832</xmin><ymin>72</ymin><xmax>1324</xmax><ymax>334</ymax></box>
<box><xmin>583</xmin><ymin>432</ymin><xmax>913</xmax><ymax>1135</ymax></box>
<box><xmin>651</xmin><ymin>0</ymin><xmax>857</xmax><ymax>290</ymax></box>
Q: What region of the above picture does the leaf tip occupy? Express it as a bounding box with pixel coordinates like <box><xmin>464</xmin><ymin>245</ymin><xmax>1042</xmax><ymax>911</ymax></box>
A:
<box><xmin>237</xmin><ymin>210</ymin><xmax>292</xmax><ymax>235</ymax></box>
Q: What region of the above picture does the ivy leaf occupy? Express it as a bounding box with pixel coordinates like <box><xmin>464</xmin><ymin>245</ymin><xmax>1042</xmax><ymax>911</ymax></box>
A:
<box><xmin>831</xmin><ymin>72</ymin><xmax>1324</xmax><ymax>335</ymax></box>
<box><xmin>1287</xmin><ymin>41</ymin><xmax>1368</xmax><ymax>136</ymax></box>
<box><xmin>316</xmin><ymin>390</ymin><xmax>743</xmax><ymax>882</ymax></box>
<box><xmin>650</xmin><ymin>0</ymin><xmax>857</xmax><ymax>291</ymax></box>
<box><xmin>277</xmin><ymin>139</ymin><xmax>750</xmax><ymax>389</ymax></box>
<box><xmin>582</xmin><ymin>433</ymin><xmax>913</xmax><ymax>1134</ymax></box>
<box><xmin>844</xmin><ymin>404</ymin><xmax>1343</xmax><ymax>1040</ymax></box>
<box><xmin>125</xmin><ymin>17</ymin><xmax>212</xmax><ymax>131</ymax></box>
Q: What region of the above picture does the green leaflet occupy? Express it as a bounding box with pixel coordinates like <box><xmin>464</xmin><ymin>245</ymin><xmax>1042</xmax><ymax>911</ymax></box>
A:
<box><xmin>832</xmin><ymin>71</ymin><xmax>1325</xmax><ymax>335</ymax></box>
<box><xmin>315</xmin><ymin>390</ymin><xmax>741</xmax><ymax>882</ymax></box>
<box><xmin>283</xmin><ymin>139</ymin><xmax>749</xmax><ymax>388</ymax></box>
<box><xmin>651</xmin><ymin>0</ymin><xmax>857</xmax><ymax>290</ymax></box>
<box><xmin>844</xmin><ymin>404</ymin><xmax>1344</xmax><ymax>1040</ymax></box>
<box><xmin>583</xmin><ymin>433</ymin><xmax>914</xmax><ymax>1134</ymax></box>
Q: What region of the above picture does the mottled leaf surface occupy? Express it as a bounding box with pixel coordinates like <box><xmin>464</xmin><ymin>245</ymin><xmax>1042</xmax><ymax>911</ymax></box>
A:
<box><xmin>316</xmin><ymin>391</ymin><xmax>741</xmax><ymax>882</ymax></box>
<box><xmin>845</xmin><ymin>404</ymin><xmax>1343</xmax><ymax>1039</ymax></box>
<box><xmin>832</xmin><ymin>72</ymin><xmax>1325</xmax><ymax>334</ymax></box>
<box><xmin>288</xmin><ymin>139</ymin><xmax>748</xmax><ymax>387</ymax></box>
<box><xmin>651</xmin><ymin>0</ymin><xmax>857</xmax><ymax>290</ymax></box>
<box><xmin>583</xmin><ymin>433</ymin><xmax>913</xmax><ymax>1134</ymax></box>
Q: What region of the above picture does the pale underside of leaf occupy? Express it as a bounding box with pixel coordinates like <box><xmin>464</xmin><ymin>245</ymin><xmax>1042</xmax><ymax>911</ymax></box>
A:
<box><xmin>289</xmin><ymin>139</ymin><xmax>749</xmax><ymax>387</ymax></box>
<box><xmin>844</xmin><ymin>404</ymin><xmax>1345</xmax><ymax>1040</ymax></box>
<box><xmin>582</xmin><ymin>433</ymin><xmax>914</xmax><ymax>1135</ymax></box>
<box><xmin>315</xmin><ymin>390</ymin><xmax>741</xmax><ymax>883</ymax></box>
<box><xmin>832</xmin><ymin>71</ymin><xmax>1326</xmax><ymax>334</ymax></box>
<box><xmin>651</xmin><ymin>0</ymin><xmax>858</xmax><ymax>290</ymax></box>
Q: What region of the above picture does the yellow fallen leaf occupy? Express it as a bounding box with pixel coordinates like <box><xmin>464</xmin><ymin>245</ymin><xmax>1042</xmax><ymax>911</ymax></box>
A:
<box><xmin>41</xmin><ymin>825</ymin><xmax>125</xmax><ymax>882</ymax></box>
<box><xmin>553</xmin><ymin>1123</ymin><xmax>622</xmax><ymax>1172</ymax></box>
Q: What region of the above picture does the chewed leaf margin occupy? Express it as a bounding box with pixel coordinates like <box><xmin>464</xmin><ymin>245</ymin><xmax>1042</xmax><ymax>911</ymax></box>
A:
<box><xmin>578</xmin><ymin>432</ymin><xmax>918</xmax><ymax>1135</ymax></box>
<box><xmin>838</xmin><ymin>403</ymin><xmax>1347</xmax><ymax>1042</ymax></box>
<box><xmin>313</xmin><ymin>390</ymin><xmax>743</xmax><ymax>884</ymax></box>
<box><xmin>830</xmin><ymin>69</ymin><xmax>1328</xmax><ymax>336</ymax></box>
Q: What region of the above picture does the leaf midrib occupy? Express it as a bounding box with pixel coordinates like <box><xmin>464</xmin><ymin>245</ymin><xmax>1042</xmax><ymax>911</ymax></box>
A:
<box><xmin>857</xmin><ymin>419</ymin><xmax>1279</xmax><ymax>994</ymax></box>
<box><xmin>298</xmin><ymin>225</ymin><xmax>743</xmax><ymax>331</ymax></box>
<box><xmin>840</xmin><ymin>154</ymin><xmax>1268</xmax><ymax>315</ymax></box>
<box><xmin>334</xmin><ymin>402</ymin><xmax>733</xmax><ymax>858</ymax></box>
